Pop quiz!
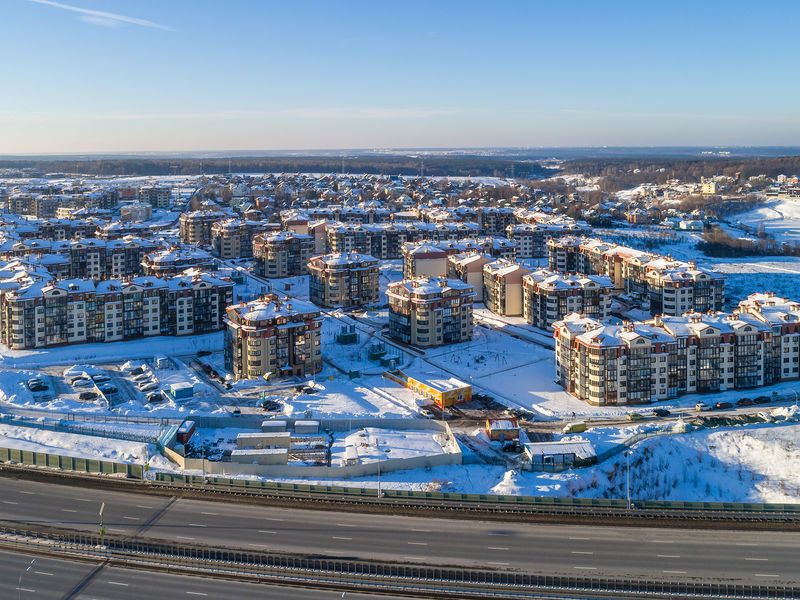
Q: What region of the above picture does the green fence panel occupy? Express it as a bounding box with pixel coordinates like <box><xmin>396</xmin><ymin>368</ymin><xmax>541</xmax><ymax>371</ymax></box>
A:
<box><xmin>46</xmin><ymin>454</ymin><xmax>60</xmax><ymax>468</ymax></box>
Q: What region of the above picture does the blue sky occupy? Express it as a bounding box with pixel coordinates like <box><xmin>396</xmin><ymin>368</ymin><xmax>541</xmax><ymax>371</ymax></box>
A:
<box><xmin>2</xmin><ymin>0</ymin><xmax>799</xmax><ymax>153</ymax></box>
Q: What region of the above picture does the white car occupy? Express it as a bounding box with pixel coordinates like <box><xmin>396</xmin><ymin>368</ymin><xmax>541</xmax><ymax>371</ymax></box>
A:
<box><xmin>138</xmin><ymin>382</ymin><xmax>158</xmax><ymax>393</ymax></box>
<box><xmin>72</xmin><ymin>379</ymin><xmax>94</xmax><ymax>388</ymax></box>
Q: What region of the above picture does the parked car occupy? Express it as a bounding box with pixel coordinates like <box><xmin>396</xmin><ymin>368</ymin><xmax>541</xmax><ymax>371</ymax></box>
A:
<box><xmin>627</xmin><ymin>412</ymin><xmax>645</xmax><ymax>422</ymax></box>
<box><xmin>736</xmin><ymin>398</ymin><xmax>754</xmax><ymax>407</ymax></box>
<box><xmin>27</xmin><ymin>383</ymin><xmax>47</xmax><ymax>392</ymax></box>
<box><xmin>72</xmin><ymin>378</ymin><xmax>93</xmax><ymax>388</ymax></box>
<box><xmin>99</xmin><ymin>384</ymin><xmax>118</xmax><ymax>394</ymax></box>
<box><xmin>562</xmin><ymin>421</ymin><xmax>587</xmax><ymax>434</ymax></box>
<box><xmin>714</xmin><ymin>401</ymin><xmax>733</xmax><ymax>410</ymax></box>
<box><xmin>146</xmin><ymin>392</ymin><xmax>164</xmax><ymax>403</ymax></box>
<box><xmin>138</xmin><ymin>382</ymin><xmax>158</xmax><ymax>392</ymax></box>
<box><xmin>27</xmin><ymin>378</ymin><xmax>45</xmax><ymax>386</ymax></box>
<box><xmin>653</xmin><ymin>408</ymin><xmax>671</xmax><ymax>417</ymax></box>
<box><xmin>91</xmin><ymin>374</ymin><xmax>111</xmax><ymax>383</ymax></box>
<box><xmin>754</xmin><ymin>396</ymin><xmax>772</xmax><ymax>405</ymax></box>
<box><xmin>79</xmin><ymin>391</ymin><xmax>98</xmax><ymax>401</ymax></box>
<box><xmin>695</xmin><ymin>402</ymin><xmax>710</xmax><ymax>411</ymax></box>
<box><xmin>197</xmin><ymin>350</ymin><xmax>212</xmax><ymax>357</ymax></box>
<box><xmin>501</xmin><ymin>441</ymin><xmax>523</xmax><ymax>453</ymax></box>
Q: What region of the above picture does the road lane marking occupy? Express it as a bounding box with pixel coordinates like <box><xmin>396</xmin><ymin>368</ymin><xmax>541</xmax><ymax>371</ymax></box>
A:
<box><xmin>571</xmin><ymin>551</ymin><xmax>594</xmax><ymax>555</ymax></box>
<box><xmin>258</xmin><ymin>530</ymin><xmax>276</xmax><ymax>534</ymax></box>
<box><xmin>61</xmin><ymin>509</ymin><xmax>77</xmax><ymax>513</ymax></box>
<box><xmin>736</xmin><ymin>542</ymin><xmax>759</xmax><ymax>546</ymax></box>
<box><xmin>136</xmin><ymin>505</ymin><xmax>153</xmax><ymax>509</ymax></box>
<box><xmin>187</xmin><ymin>523</ymin><xmax>207</xmax><ymax>527</ymax></box>
<box><xmin>200</xmin><ymin>512</ymin><xmax>218</xmax><ymax>516</ymax></box>
<box><xmin>568</xmin><ymin>537</ymin><xmax>591</xmax><ymax>540</ymax></box>
<box><xmin>574</xmin><ymin>566</ymin><xmax>597</xmax><ymax>570</ymax></box>
<box><xmin>488</xmin><ymin>547</ymin><xmax>509</xmax><ymax>551</ymax></box>
<box><xmin>15</xmin><ymin>588</ymin><xmax>35</xmax><ymax>593</ymax></box>
<box><xmin>407</xmin><ymin>542</ymin><xmax>428</xmax><ymax>546</ymax></box>
<box><xmin>754</xmin><ymin>574</ymin><xmax>780</xmax><ymax>578</ymax></box>
<box><xmin>249</xmin><ymin>543</ymin><xmax>268</xmax><ymax>548</ymax></box>
<box><xmin>489</xmin><ymin>532</ymin><xmax>510</xmax><ymax>536</ymax></box>
<box><xmin>186</xmin><ymin>593</ymin><xmax>208</xmax><ymax>597</ymax></box>
<box><xmin>34</xmin><ymin>571</ymin><xmax>53</xmax><ymax>576</ymax></box>
<box><xmin>107</xmin><ymin>581</ymin><xmax>129</xmax><ymax>586</ymax></box>
<box><xmin>336</xmin><ymin>523</ymin><xmax>357</xmax><ymax>527</ymax></box>
<box><xmin>403</xmin><ymin>556</ymin><xmax>427</xmax><ymax>560</ymax></box>
<box><xmin>107</xmin><ymin>529</ymin><xmax>125</xmax><ymax>534</ymax></box>
<box><xmin>73</xmin><ymin>498</ymin><xmax>92</xmax><ymax>502</ymax></box>
<box><xmin>2</xmin><ymin>500</ymin><xmax>18</xmax><ymax>505</ymax></box>
<box><xmin>651</xmin><ymin>540</ymin><xmax>674</xmax><ymax>544</ymax></box>
<box><xmin>332</xmin><ymin>536</ymin><xmax>352</xmax><ymax>541</ymax></box>
<box><xmin>411</xmin><ymin>528</ymin><xmax>431</xmax><ymax>533</ymax></box>
<box><xmin>18</xmin><ymin>491</ymin><xmax>35</xmax><ymax>495</ymax></box>
<box><xmin>663</xmin><ymin>570</ymin><xmax>687</xmax><ymax>574</ymax></box>
<box><xmin>176</xmin><ymin>536</ymin><xmax>195</xmax><ymax>540</ymax></box>
<box><xmin>487</xmin><ymin>562</ymin><xmax>509</xmax><ymax>566</ymax></box>
<box><xmin>123</xmin><ymin>516</ymin><xmax>139</xmax><ymax>520</ymax></box>
<box><xmin>745</xmin><ymin>558</ymin><xmax>768</xmax><ymax>561</ymax></box>
<box><xmin>657</xmin><ymin>555</ymin><xmax>681</xmax><ymax>558</ymax></box>
<box><xmin>264</xmin><ymin>517</ymin><xmax>284</xmax><ymax>522</ymax></box>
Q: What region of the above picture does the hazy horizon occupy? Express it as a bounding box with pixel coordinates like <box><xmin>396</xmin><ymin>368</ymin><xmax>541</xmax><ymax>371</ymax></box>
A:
<box><xmin>3</xmin><ymin>0</ymin><xmax>799</xmax><ymax>153</ymax></box>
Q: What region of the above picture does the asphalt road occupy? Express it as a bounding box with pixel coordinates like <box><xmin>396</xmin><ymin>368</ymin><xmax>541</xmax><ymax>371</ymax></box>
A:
<box><xmin>0</xmin><ymin>549</ymin><xmax>403</xmax><ymax>599</ymax></box>
<box><xmin>0</xmin><ymin>476</ymin><xmax>798</xmax><ymax>585</ymax></box>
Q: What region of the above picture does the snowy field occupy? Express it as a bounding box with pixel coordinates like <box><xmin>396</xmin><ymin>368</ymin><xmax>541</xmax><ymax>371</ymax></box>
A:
<box><xmin>734</xmin><ymin>197</ymin><xmax>800</xmax><ymax>243</ymax></box>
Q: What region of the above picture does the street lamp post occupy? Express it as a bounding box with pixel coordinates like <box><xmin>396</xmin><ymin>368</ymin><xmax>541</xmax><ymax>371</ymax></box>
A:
<box><xmin>99</xmin><ymin>502</ymin><xmax>105</xmax><ymax>546</ymax></box>
<box><xmin>18</xmin><ymin>558</ymin><xmax>35</xmax><ymax>600</ymax></box>
<box><xmin>625</xmin><ymin>451</ymin><xmax>632</xmax><ymax>510</ymax></box>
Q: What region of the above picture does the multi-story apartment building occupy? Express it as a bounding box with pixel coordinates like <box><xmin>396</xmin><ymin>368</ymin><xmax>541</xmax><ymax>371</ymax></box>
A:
<box><xmin>179</xmin><ymin>209</ymin><xmax>228</xmax><ymax>246</ymax></box>
<box><xmin>547</xmin><ymin>237</ymin><xmax>724</xmax><ymax>316</ymax></box>
<box><xmin>210</xmin><ymin>219</ymin><xmax>279</xmax><ymax>259</ymax></box>
<box><xmin>141</xmin><ymin>247</ymin><xmax>215</xmax><ymax>277</ymax></box>
<box><xmin>738</xmin><ymin>293</ymin><xmax>800</xmax><ymax>384</ymax></box>
<box><xmin>252</xmin><ymin>231</ymin><xmax>315</xmax><ymax>278</ymax></box>
<box><xmin>507</xmin><ymin>222</ymin><xmax>586</xmax><ymax>258</ymax></box>
<box><xmin>448</xmin><ymin>253</ymin><xmax>491</xmax><ymax>301</ymax></box>
<box><xmin>477</xmin><ymin>207</ymin><xmax>517</xmax><ymax>235</ymax></box>
<box><xmin>482</xmin><ymin>259</ymin><xmax>531</xmax><ymax>316</ymax></box>
<box><xmin>0</xmin><ymin>237</ymin><xmax>160</xmax><ymax>280</ymax></box>
<box><xmin>224</xmin><ymin>295</ymin><xmax>323</xmax><ymax>380</ymax></box>
<box><xmin>523</xmin><ymin>269</ymin><xmax>614</xmax><ymax>330</ymax></box>
<box><xmin>120</xmin><ymin>202</ymin><xmax>153</xmax><ymax>222</ymax></box>
<box><xmin>386</xmin><ymin>277</ymin><xmax>474</xmax><ymax>347</ymax></box>
<box><xmin>138</xmin><ymin>186</ymin><xmax>171</xmax><ymax>209</ymax></box>
<box><xmin>307</xmin><ymin>252</ymin><xmax>380</xmax><ymax>308</ymax></box>
<box><xmin>553</xmin><ymin>310</ymin><xmax>774</xmax><ymax>406</ymax></box>
<box><xmin>0</xmin><ymin>272</ymin><xmax>233</xmax><ymax>349</ymax></box>
<box><xmin>402</xmin><ymin>242</ymin><xmax>450</xmax><ymax>279</ymax></box>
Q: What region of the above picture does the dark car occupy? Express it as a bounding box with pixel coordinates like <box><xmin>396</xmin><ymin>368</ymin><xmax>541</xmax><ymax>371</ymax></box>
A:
<box><xmin>653</xmin><ymin>408</ymin><xmax>671</xmax><ymax>417</ymax></box>
<box><xmin>736</xmin><ymin>398</ymin><xmax>754</xmax><ymax>407</ymax></box>
<box><xmin>197</xmin><ymin>350</ymin><xmax>212</xmax><ymax>357</ymax></box>
<box><xmin>28</xmin><ymin>384</ymin><xmax>47</xmax><ymax>392</ymax></box>
<box><xmin>714</xmin><ymin>401</ymin><xmax>733</xmax><ymax>410</ymax></box>
<box><xmin>79</xmin><ymin>391</ymin><xmax>98</xmax><ymax>401</ymax></box>
<box><xmin>501</xmin><ymin>442</ymin><xmax>522</xmax><ymax>453</ymax></box>
<box><xmin>129</xmin><ymin>367</ymin><xmax>144</xmax><ymax>376</ymax></box>
<box><xmin>754</xmin><ymin>396</ymin><xmax>772</xmax><ymax>404</ymax></box>
<box><xmin>146</xmin><ymin>392</ymin><xmax>164</xmax><ymax>403</ymax></box>
<box><xmin>99</xmin><ymin>384</ymin><xmax>118</xmax><ymax>394</ymax></box>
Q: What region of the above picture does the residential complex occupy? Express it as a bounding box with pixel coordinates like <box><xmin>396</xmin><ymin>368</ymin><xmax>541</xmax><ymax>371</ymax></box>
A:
<box><xmin>224</xmin><ymin>295</ymin><xmax>323</xmax><ymax>380</ymax></box>
<box><xmin>553</xmin><ymin>296</ymin><xmax>800</xmax><ymax>406</ymax></box>
<box><xmin>211</xmin><ymin>218</ymin><xmax>279</xmax><ymax>259</ymax></box>
<box><xmin>386</xmin><ymin>277</ymin><xmax>474</xmax><ymax>347</ymax></box>
<box><xmin>179</xmin><ymin>208</ymin><xmax>229</xmax><ymax>246</ymax></box>
<box><xmin>448</xmin><ymin>253</ymin><xmax>491</xmax><ymax>301</ymax></box>
<box><xmin>307</xmin><ymin>252</ymin><xmax>380</xmax><ymax>309</ymax></box>
<box><xmin>141</xmin><ymin>247</ymin><xmax>215</xmax><ymax>277</ymax></box>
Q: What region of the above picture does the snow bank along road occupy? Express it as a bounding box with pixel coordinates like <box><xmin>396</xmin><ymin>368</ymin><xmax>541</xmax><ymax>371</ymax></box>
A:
<box><xmin>0</xmin><ymin>477</ymin><xmax>798</xmax><ymax>586</ymax></box>
<box><xmin>0</xmin><ymin>548</ymin><xmax>399</xmax><ymax>600</ymax></box>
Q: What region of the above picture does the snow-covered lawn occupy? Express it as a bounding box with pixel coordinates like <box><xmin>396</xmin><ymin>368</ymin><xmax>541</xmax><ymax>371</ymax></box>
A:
<box><xmin>734</xmin><ymin>197</ymin><xmax>800</xmax><ymax>243</ymax></box>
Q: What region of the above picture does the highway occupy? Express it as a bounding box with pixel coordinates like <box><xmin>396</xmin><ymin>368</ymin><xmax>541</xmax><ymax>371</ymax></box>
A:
<box><xmin>0</xmin><ymin>476</ymin><xmax>798</xmax><ymax>586</ymax></box>
<box><xmin>0</xmin><ymin>549</ymin><xmax>404</xmax><ymax>599</ymax></box>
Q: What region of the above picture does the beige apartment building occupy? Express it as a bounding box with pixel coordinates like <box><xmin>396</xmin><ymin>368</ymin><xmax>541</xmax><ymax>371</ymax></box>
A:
<box><xmin>448</xmin><ymin>252</ymin><xmax>491</xmax><ymax>301</ymax></box>
<box><xmin>224</xmin><ymin>295</ymin><xmax>323</xmax><ymax>380</ymax></box>
<box><xmin>482</xmin><ymin>259</ymin><xmax>531</xmax><ymax>316</ymax></box>
<box><xmin>387</xmin><ymin>277</ymin><xmax>474</xmax><ymax>347</ymax></box>
<box><xmin>179</xmin><ymin>209</ymin><xmax>228</xmax><ymax>246</ymax></box>
<box><xmin>307</xmin><ymin>252</ymin><xmax>380</xmax><ymax>309</ymax></box>
<box><xmin>402</xmin><ymin>242</ymin><xmax>449</xmax><ymax>279</ymax></box>
<box><xmin>211</xmin><ymin>218</ymin><xmax>279</xmax><ymax>259</ymax></box>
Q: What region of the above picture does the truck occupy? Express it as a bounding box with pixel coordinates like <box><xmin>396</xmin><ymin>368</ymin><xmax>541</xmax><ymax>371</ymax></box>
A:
<box><xmin>176</xmin><ymin>420</ymin><xmax>196</xmax><ymax>444</ymax></box>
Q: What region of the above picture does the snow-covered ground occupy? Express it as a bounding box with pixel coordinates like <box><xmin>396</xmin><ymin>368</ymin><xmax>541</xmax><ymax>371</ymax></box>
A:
<box><xmin>734</xmin><ymin>197</ymin><xmax>800</xmax><ymax>243</ymax></box>
<box><xmin>0</xmin><ymin>332</ymin><xmax>223</xmax><ymax>369</ymax></box>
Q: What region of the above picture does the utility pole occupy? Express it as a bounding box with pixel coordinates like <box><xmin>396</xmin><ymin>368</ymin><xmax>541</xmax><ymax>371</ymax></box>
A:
<box><xmin>625</xmin><ymin>451</ymin><xmax>632</xmax><ymax>510</ymax></box>
<box><xmin>99</xmin><ymin>502</ymin><xmax>106</xmax><ymax>545</ymax></box>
